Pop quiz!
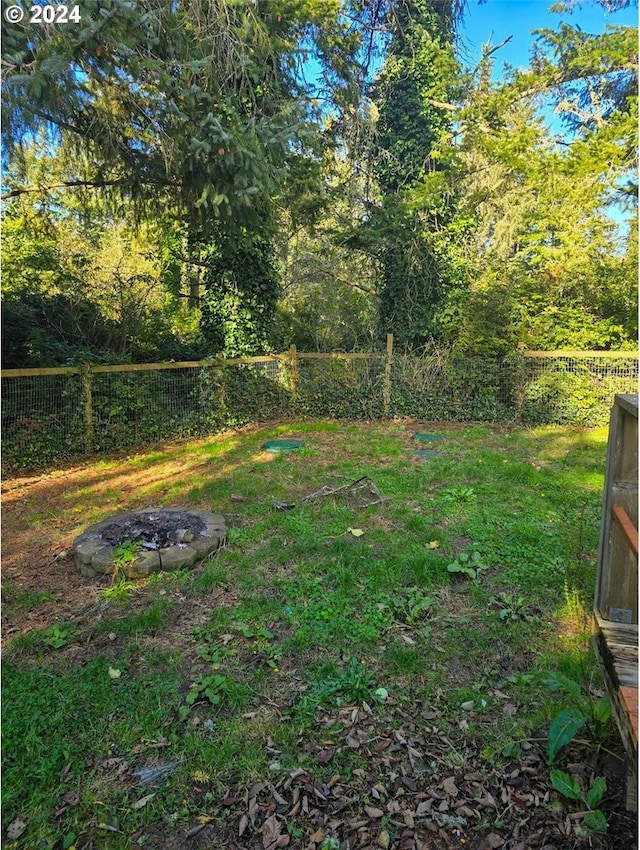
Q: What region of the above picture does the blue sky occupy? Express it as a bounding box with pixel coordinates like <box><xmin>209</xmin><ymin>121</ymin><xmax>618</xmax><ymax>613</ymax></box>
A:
<box><xmin>460</xmin><ymin>0</ymin><xmax>638</xmax><ymax>78</ymax></box>
<box><xmin>459</xmin><ymin>0</ymin><xmax>637</xmax><ymax>227</ymax></box>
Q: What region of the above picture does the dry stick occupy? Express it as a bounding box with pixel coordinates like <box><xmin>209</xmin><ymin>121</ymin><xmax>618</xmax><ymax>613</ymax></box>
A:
<box><xmin>184</xmin><ymin>820</ymin><xmax>213</xmax><ymax>841</ymax></box>
<box><xmin>302</xmin><ymin>475</ymin><xmax>372</xmax><ymax>502</ymax></box>
<box><xmin>303</xmin><ymin>475</ymin><xmax>389</xmax><ymax>508</ymax></box>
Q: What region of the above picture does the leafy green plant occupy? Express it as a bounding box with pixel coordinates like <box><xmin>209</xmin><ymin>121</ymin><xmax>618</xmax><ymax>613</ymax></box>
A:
<box><xmin>492</xmin><ymin>592</ymin><xmax>530</xmax><ymax>621</ymax></box>
<box><xmin>233</xmin><ymin>620</ymin><xmax>282</xmax><ymax>669</ymax></box>
<box><xmin>547</xmin><ymin>707</ymin><xmax>589</xmax><ymax>763</ymax></box>
<box><xmin>500</xmin><ymin>740</ymin><xmax>524</xmax><ymax>759</ymax></box>
<box><xmin>287</xmin><ymin>594</ymin><xmax>351</xmax><ymax>649</ymax></box>
<box><xmin>42</xmin><ymin>624</ymin><xmax>75</xmax><ymax>649</ymax></box>
<box><xmin>196</xmin><ymin>644</ymin><xmax>228</xmax><ymax>666</ymax></box>
<box><xmin>295</xmin><ymin>658</ymin><xmax>382</xmax><ymax>717</ymax></box>
<box><xmin>234</xmin><ymin>621</ymin><xmax>274</xmax><ymax>641</ymax></box>
<box><xmin>105</xmin><ymin>539</ymin><xmax>146</xmax><ymax>592</ymax></box>
<box><xmin>543</xmin><ymin>671</ymin><xmax>612</xmax><ymax>835</ymax></box>
<box><xmin>101</xmin><ymin>572</ymin><xmax>139</xmax><ymax>600</ymax></box>
<box><xmin>287</xmin><ymin>823</ymin><xmax>304</xmax><ymax>839</ymax></box>
<box><xmin>550</xmin><ymin>770</ymin><xmax>608</xmax><ymax>835</ymax></box>
<box><xmin>191</xmin><ymin>616</ymin><xmax>233</xmax><ymax>646</ymax></box>
<box><xmin>439</xmin><ymin>486</ymin><xmax>477</xmax><ymax>506</ymax></box>
<box><xmin>545</xmin><ymin>671</ymin><xmax>611</xmax><ymax>758</ymax></box>
<box><xmin>352</xmin><ymin>602</ymin><xmax>394</xmax><ymax>643</ymax></box>
<box><xmin>179</xmin><ymin>673</ymin><xmax>246</xmax><ymax>720</ymax></box>
<box><xmin>113</xmin><ymin>539</ymin><xmax>143</xmax><ymax>567</ymax></box>
<box><xmin>378</xmin><ymin>587</ymin><xmax>435</xmax><ymax>636</ymax></box>
<box><xmin>447</xmin><ymin>551</ymin><xmax>488</xmax><ymax>580</ymax></box>
<box><xmin>187</xmin><ymin>673</ymin><xmax>226</xmax><ymax>707</ymax></box>
<box><xmin>399</xmin><ymin>587</ymin><xmax>435</xmax><ymax>625</ymax></box>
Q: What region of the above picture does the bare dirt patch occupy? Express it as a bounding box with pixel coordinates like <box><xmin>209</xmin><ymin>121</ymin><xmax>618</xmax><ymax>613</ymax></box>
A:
<box><xmin>1</xmin><ymin>442</ymin><xmax>223</xmax><ymax>643</ymax></box>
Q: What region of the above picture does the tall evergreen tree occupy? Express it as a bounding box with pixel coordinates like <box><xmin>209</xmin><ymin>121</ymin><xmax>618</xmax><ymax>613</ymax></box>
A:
<box><xmin>370</xmin><ymin>0</ymin><xmax>462</xmax><ymax>348</ymax></box>
<box><xmin>439</xmin><ymin>11</ymin><xmax>638</xmax><ymax>353</ymax></box>
<box><xmin>1</xmin><ymin>0</ymin><xmax>369</xmax><ymax>356</ymax></box>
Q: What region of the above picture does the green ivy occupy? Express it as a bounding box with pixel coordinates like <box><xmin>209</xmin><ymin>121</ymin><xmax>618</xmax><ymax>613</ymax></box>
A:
<box><xmin>200</xmin><ymin>233</ymin><xmax>280</xmax><ymax>358</ymax></box>
<box><xmin>370</xmin><ymin>1</ymin><xmax>462</xmax><ymax>349</ymax></box>
<box><xmin>2</xmin><ymin>353</ymin><xmax>636</xmax><ymax>472</ymax></box>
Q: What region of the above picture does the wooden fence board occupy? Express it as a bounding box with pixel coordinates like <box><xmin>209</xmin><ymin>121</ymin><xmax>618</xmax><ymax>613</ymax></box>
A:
<box><xmin>1</xmin><ymin>366</ymin><xmax>80</xmax><ymax>377</ymax></box>
<box><xmin>2</xmin><ymin>349</ymin><xmax>637</xmax><ymax>379</ymax></box>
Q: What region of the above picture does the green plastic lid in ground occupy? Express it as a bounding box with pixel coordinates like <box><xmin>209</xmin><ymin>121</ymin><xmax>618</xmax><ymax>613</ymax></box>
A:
<box><xmin>413</xmin><ymin>432</ymin><xmax>444</xmax><ymax>442</ymax></box>
<box><xmin>414</xmin><ymin>449</ymin><xmax>440</xmax><ymax>458</ymax></box>
<box><xmin>262</xmin><ymin>439</ymin><xmax>305</xmax><ymax>452</ymax></box>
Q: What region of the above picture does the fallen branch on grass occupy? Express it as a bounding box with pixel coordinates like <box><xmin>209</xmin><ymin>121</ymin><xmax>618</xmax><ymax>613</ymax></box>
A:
<box><xmin>303</xmin><ymin>476</ymin><xmax>388</xmax><ymax>509</ymax></box>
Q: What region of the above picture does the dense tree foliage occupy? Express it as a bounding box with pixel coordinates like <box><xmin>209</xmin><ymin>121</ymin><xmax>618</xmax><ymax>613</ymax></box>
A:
<box><xmin>2</xmin><ymin>0</ymin><xmax>366</xmax><ymax>227</ymax></box>
<box><xmin>277</xmin><ymin>187</ymin><xmax>378</xmax><ymax>352</ymax></box>
<box><xmin>1</xmin><ymin>0</ymin><xmax>372</xmax><ymax>359</ymax></box>
<box><xmin>432</xmin><ymin>9</ymin><xmax>638</xmax><ymax>353</ymax></box>
<box><xmin>1</xmin><ymin>0</ymin><xmax>636</xmax><ymax>365</ymax></box>
<box><xmin>200</xmin><ymin>227</ymin><xmax>281</xmax><ymax>357</ymax></box>
<box><xmin>1</xmin><ymin>187</ymin><xmax>202</xmax><ymax>366</ymax></box>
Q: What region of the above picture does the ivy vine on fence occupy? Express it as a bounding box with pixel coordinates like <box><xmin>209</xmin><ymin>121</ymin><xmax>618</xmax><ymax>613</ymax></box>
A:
<box><xmin>1</xmin><ymin>340</ymin><xmax>637</xmax><ymax>472</ymax></box>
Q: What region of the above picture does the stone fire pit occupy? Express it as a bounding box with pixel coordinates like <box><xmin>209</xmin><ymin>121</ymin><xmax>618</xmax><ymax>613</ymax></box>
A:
<box><xmin>73</xmin><ymin>508</ymin><xmax>228</xmax><ymax>579</ymax></box>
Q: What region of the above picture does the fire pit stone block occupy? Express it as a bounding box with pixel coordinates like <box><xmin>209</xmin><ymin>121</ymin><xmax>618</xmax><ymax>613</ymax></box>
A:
<box><xmin>74</xmin><ymin>539</ymin><xmax>107</xmax><ymax>566</ymax></box>
<box><xmin>127</xmin><ymin>550</ymin><xmax>162</xmax><ymax>579</ymax></box>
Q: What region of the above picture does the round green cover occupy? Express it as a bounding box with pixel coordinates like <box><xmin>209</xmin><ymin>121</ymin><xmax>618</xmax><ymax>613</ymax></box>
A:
<box><xmin>262</xmin><ymin>439</ymin><xmax>305</xmax><ymax>452</ymax></box>
<box><xmin>414</xmin><ymin>449</ymin><xmax>439</xmax><ymax>458</ymax></box>
<box><xmin>413</xmin><ymin>433</ymin><xmax>444</xmax><ymax>442</ymax></box>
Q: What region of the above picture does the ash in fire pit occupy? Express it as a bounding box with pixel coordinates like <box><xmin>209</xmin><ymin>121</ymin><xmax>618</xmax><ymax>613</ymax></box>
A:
<box><xmin>73</xmin><ymin>508</ymin><xmax>228</xmax><ymax>579</ymax></box>
<box><xmin>100</xmin><ymin>511</ymin><xmax>207</xmax><ymax>550</ymax></box>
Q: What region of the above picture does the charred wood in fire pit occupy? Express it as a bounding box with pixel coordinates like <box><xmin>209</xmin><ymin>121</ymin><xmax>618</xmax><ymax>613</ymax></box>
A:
<box><xmin>72</xmin><ymin>508</ymin><xmax>227</xmax><ymax>580</ymax></box>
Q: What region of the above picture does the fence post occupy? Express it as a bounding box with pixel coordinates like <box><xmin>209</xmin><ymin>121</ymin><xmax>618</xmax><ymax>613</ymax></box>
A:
<box><xmin>81</xmin><ymin>363</ymin><xmax>94</xmax><ymax>454</ymax></box>
<box><xmin>383</xmin><ymin>333</ymin><xmax>393</xmax><ymax>417</ymax></box>
<box><xmin>289</xmin><ymin>345</ymin><xmax>298</xmax><ymax>396</ymax></box>
<box><xmin>511</xmin><ymin>350</ymin><xmax>527</xmax><ymax>423</ymax></box>
<box><xmin>215</xmin><ymin>356</ymin><xmax>226</xmax><ymax>420</ymax></box>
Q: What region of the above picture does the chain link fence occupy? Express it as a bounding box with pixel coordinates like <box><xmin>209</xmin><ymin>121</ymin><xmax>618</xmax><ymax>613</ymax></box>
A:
<box><xmin>2</xmin><ymin>349</ymin><xmax>637</xmax><ymax>473</ymax></box>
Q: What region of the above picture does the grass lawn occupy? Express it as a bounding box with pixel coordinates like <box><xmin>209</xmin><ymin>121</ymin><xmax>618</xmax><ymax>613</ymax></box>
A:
<box><xmin>2</xmin><ymin>419</ymin><xmax>636</xmax><ymax>850</ymax></box>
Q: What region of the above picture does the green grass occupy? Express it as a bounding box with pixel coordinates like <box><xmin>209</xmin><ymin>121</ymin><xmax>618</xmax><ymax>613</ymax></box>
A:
<box><xmin>3</xmin><ymin>419</ymin><xmax>621</xmax><ymax>849</ymax></box>
<box><xmin>2</xmin><ymin>582</ymin><xmax>55</xmax><ymax>611</ymax></box>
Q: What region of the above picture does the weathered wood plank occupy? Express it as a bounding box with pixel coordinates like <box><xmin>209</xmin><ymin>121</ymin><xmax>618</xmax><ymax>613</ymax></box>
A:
<box><xmin>598</xmin><ymin>619</ymin><xmax>639</xmax><ymax>640</ymax></box>
<box><xmin>594</xmin><ymin>631</ymin><xmax>637</xmax><ymax>688</ymax></box>
<box><xmin>593</xmin><ymin>621</ymin><xmax>638</xmax><ymax>812</ymax></box>
<box><xmin>1</xmin><ymin>353</ymin><xmax>383</xmax><ymax>378</ymax></box>
<box><xmin>2</xmin><ymin>351</ymin><xmax>636</xmax><ymax>378</ymax></box>
<box><xmin>595</xmin><ymin>395</ymin><xmax>638</xmax><ymax>626</ymax></box>
<box><xmin>620</xmin><ymin>685</ymin><xmax>639</xmax><ymax>745</ymax></box>
<box><xmin>0</xmin><ymin>366</ymin><xmax>80</xmax><ymax>376</ymax></box>
<box><xmin>594</xmin><ymin>613</ymin><xmax>638</xmax><ymax>688</ymax></box>
<box><xmin>297</xmin><ymin>352</ymin><xmax>384</xmax><ymax>360</ymax></box>
<box><xmin>91</xmin><ymin>361</ymin><xmax>216</xmax><ymax>373</ymax></box>
<box><xmin>92</xmin><ymin>356</ymin><xmax>285</xmax><ymax>372</ymax></box>
<box><xmin>616</xmin><ymin>394</ymin><xmax>640</xmax><ymax>417</ymax></box>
